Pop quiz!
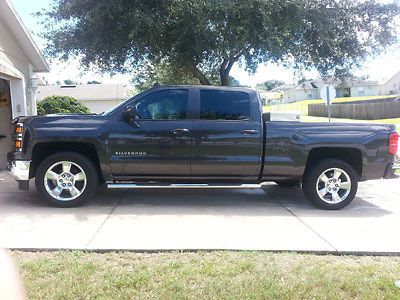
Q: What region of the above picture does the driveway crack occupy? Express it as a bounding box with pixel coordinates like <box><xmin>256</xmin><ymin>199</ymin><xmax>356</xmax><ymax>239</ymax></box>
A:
<box><xmin>85</xmin><ymin>189</ymin><xmax>128</xmax><ymax>249</ymax></box>
<box><xmin>269</xmin><ymin>188</ymin><xmax>338</xmax><ymax>252</ymax></box>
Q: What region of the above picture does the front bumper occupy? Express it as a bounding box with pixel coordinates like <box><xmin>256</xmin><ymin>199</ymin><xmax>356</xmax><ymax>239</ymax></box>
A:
<box><xmin>8</xmin><ymin>160</ymin><xmax>30</xmax><ymax>181</ymax></box>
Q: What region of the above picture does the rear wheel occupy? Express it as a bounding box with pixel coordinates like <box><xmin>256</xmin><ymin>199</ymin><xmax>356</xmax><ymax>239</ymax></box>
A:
<box><xmin>302</xmin><ymin>159</ymin><xmax>358</xmax><ymax>210</ymax></box>
<box><xmin>35</xmin><ymin>152</ymin><xmax>99</xmax><ymax>207</ymax></box>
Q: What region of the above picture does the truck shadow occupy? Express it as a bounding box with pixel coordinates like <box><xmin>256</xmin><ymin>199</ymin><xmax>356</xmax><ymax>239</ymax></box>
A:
<box><xmin>105</xmin><ymin>183</ymin><xmax>391</xmax><ymax>218</ymax></box>
<box><xmin>0</xmin><ymin>182</ymin><xmax>393</xmax><ymax>219</ymax></box>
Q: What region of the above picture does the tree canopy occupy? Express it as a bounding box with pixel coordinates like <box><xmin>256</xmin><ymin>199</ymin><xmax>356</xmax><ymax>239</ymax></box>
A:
<box><xmin>37</xmin><ymin>96</ymin><xmax>91</xmax><ymax>115</ymax></box>
<box><xmin>256</xmin><ymin>80</ymin><xmax>286</xmax><ymax>91</ymax></box>
<box><xmin>41</xmin><ymin>0</ymin><xmax>400</xmax><ymax>86</ymax></box>
<box><xmin>63</xmin><ymin>79</ymin><xmax>75</xmax><ymax>85</ymax></box>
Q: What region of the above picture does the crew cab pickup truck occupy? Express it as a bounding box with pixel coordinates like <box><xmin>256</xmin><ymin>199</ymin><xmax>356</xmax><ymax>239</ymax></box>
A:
<box><xmin>7</xmin><ymin>85</ymin><xmax>399</xmax><ymax>210</ymax></box>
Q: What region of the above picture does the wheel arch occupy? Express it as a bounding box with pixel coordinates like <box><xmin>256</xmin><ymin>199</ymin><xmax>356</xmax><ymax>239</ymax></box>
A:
<box><xmin>30</xmin><ymin>142</ymin><xmax>103</xmax><ymax>181</ymax></box>
<box><xmin>304</xmin><ymin>147</ymin><xmax>362</xmax><ymax>179</ymax></box>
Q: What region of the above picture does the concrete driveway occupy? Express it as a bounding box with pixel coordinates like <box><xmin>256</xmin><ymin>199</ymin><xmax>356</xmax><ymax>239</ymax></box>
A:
<box><xmin>0</xmin><ymin>170</ymin><xmax>399</xmax><ymax>253</ymax></box>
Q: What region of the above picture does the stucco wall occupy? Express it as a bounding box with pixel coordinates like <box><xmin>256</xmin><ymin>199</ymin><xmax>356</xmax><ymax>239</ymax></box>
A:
<box><xmin>282</xmin><ymin>89</ymin><xmax>319</xmax><ymax>103</ymax></box>
<box><xmin>350</xmin><ymin>85</ymin><xmax>380</xmax><ymax>97</ymax></box>
<box><xmin>80</xmin><ymin>99</ymin><xmax>126</xmax><ymax>114</ymax></box>
<box><xmin>0</xmin><ymin>16</ymin><xmax>35</xmax><ymax>117</ymax></box>
<box><xmin>381</xmin><ymin>72</ymin><xmax>400</xmax><ymax>95</ymax></box>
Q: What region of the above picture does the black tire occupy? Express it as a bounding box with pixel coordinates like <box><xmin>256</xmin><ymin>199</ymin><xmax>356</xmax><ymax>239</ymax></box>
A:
<box><xmin>275</xmin><ymin>180</ymin><xmax>298</xmax><ymax>187</ymax></box>
<box><xmin>35</xmin><ymin>152</ymin><xmax>99</xmax><ymax>207</ymax></box>
<box><xmin>302</xmin><ymin>159</ymin><xmax>358</xmax><ymax>210</ymax></box>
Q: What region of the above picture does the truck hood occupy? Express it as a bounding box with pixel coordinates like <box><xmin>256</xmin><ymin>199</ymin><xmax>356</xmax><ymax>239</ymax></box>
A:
<box><xmin>13</xmin><ymin>114</ymin><xmax>104</xmax><ymax>127</ymax></box>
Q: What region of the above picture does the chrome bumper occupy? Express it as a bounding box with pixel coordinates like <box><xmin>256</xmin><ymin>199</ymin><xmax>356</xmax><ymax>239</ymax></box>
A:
<box><xmin>8</xmin><ymin>160</ymin><xmax>30</xmax><ymax>181</ymax></box>
<box><xmin>394</xmin><ymin>154</ymin><xmax>400</xmax><ymax>169</ymax></box>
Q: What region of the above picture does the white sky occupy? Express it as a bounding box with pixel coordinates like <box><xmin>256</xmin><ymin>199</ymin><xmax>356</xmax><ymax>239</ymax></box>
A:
<box><xmin>10</xmin><ymin>0</ymin><xmax>400</xmax><ymax>87</ymax></box>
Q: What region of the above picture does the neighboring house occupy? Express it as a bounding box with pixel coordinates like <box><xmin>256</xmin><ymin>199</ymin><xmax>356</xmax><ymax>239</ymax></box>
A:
<box><xmin>37</xmin><ymin>83</ymin><xmax>131</xmax><ymax>113</ymax></box>
<box><xmin>258</xmin><ymin>90</ymin><xmax>283</xmax><ymax>105</ymax></box>
<box><xmin>348</xmin><ymin>80</ymin><xmax>381</xmax><ymax>97</ymax></box>
<box><xmin>274</xmin><ymin>79</ymin><xmax>381</xmax><ymax>103</ymax></box>
<box><xmin>0</xmin><ymin>0</ymin><xmax>49</xmax><ymax>169</ymax></box>
<box><xmin>272</xmin><ymin>81</ymin><xmax>321</xmax><ymax>103</ymax></box>
<box><xmin>381</xmin><ymin>70</ymin><xmax>400</xmax><ymax>96</ymax></box>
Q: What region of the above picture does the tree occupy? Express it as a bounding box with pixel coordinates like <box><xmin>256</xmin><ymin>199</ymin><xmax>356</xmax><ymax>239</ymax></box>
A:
<box><xmin>134</xmin><ymin>60</ymin><xmax>202</xmax><ymax>92</ymax></box>
<box><xmin>41</xmin><ymin>0</ymin><xmax>399</xmax><ymax>86</ymax></box>
<box><xmin>229</xmin><ymin>76</ymin><xmax>241</xmax><ymax>87</ymax></box>
<box><xmin>37</xmin><ymin>96</ymin><xmax>91</xmax><ymax>115</ymax></box>
<box><xmin>63</xmin><ymin>79</ymin><xmax>75</xmax><ymax>85</ymax></box>
<box><xmin>256</xmin><ymin>80</ymin><xmax>285</xmax><ymax>91</ymax></box>
<box><xmin>134</xmin><ymin>61</ymin><xmax>242</xmax><ymax>91</ymax></box>
<box><xmin>87</xmin><ymin>80</ymin><xmax>102</xmax><ymax>84</ymax></box>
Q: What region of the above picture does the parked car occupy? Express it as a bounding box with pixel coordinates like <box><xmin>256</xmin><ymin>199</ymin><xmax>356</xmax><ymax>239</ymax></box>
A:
<box><xmin>7</xmin><ymin>85</ymin><xmax>399</xmax><ymax>209</ymax></box>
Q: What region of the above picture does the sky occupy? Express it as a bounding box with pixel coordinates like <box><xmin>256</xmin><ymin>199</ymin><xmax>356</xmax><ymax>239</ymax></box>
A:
<box><xmin>10</xmin><ymin>0</ymin><xmax>400</xmax><ymax>87</ymax></box>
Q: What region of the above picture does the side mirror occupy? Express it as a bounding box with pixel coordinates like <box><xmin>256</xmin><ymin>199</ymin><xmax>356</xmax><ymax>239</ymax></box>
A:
<box><xmin>121</xmin><ymin>106</ymin><xmax>140</xmax><ymax>127</ymax></box>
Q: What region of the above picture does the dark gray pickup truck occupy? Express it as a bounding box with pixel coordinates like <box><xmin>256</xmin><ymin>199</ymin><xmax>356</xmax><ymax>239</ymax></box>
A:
<box><xmin>7</xmin><ymin>85</ymin><xmax>399</xmax><ymax>209</ymax></box>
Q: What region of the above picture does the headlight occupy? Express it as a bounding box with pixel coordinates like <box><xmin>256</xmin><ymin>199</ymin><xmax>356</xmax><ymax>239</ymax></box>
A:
<box><xmin>13</xmin><ymin>123</ymin><xmax>23</xmax><ymax>151</ymax></box>
<box><xmin>15</xmin><ymin>123</ymin><xmax>23</xmax><ymax>135</ymax></box>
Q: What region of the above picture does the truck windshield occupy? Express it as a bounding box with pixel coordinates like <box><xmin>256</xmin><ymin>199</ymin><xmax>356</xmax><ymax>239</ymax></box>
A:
<box><xmin>101</xmin><ymin>97</ymin><xmax>134</xmax><ymax>116</ymax></box>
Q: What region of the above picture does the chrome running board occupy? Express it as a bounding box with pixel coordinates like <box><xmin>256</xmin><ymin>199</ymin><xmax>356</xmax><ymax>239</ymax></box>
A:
<box><xmin>107</xmin><ymin>183</ymin><xmax>262</xmax><ymax>189</ymax></box>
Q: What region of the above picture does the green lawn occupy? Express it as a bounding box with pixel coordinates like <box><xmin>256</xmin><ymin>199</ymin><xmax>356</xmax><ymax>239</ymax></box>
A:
<box><xmin>263</xmin><ymin>95</ymin><xmax>400</xmax><ymax>133</ymax></box>
<box><xmin>264</xmin><ymin>94</ymin><xmax>397</xmax><ymax>116</ymax></box>
<box><xmin>12</xmin><ymin>251</ymin><xmax>400</xmax><ymax>300</ymax></box>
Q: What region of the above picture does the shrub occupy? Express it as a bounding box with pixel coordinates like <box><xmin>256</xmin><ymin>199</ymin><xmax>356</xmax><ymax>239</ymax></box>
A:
<box><xmin>37</xmin><ymin>96</ymin><xmax>91</xmax><ymax>115</ymax></box>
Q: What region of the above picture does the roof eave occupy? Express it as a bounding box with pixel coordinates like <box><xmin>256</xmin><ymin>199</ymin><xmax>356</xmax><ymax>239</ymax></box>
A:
<box><xmin>1</xmin><ymin>0</ymin><xmax>50</xmax><ymax>73</ymax></box>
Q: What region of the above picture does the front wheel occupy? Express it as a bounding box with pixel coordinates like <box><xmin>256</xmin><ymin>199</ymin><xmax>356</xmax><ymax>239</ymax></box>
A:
<box><xmin>302</xmin><ymin>159</ymin><xmax>358</xmax><ymax>210</ymax></box>
<box><xmin>35</xmin><ymin>152</ymin><xmax>99</xmax><ymax>207</ymax></box>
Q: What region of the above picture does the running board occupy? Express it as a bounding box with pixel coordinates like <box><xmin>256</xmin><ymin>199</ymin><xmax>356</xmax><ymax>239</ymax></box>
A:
<box><xmin>107</xmin><ymin>183</ymin><xmax>262</xmax><ymax>189</ymax></box>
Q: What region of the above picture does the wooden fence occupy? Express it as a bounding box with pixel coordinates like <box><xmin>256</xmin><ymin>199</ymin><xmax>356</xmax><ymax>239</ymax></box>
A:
<box><xmin>308</xmin><ymin>98</ymin><xmax>400</xmax><ymax>120</ymax></box>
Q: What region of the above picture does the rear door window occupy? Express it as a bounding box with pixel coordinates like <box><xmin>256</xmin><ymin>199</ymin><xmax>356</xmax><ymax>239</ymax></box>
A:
<box><xmin>200</xmin><ymin>90</ymin><xmax>251</xmax><ymax>120</ymax></box>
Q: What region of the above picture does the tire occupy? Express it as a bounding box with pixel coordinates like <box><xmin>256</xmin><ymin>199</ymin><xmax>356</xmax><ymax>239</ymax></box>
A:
<box><xmin>275</xmin><ymin>180</ymin><xmax>298</xmax><ymax>187</ymax></box>
<box><xmin>35</xmin><ymin>152</ymin><xmax>99</xmax><ymax>207</ymax></box>
<box><xmin>302</xmin><ymin>159</ymin><xmax>358</xmax><ymax>210</ymax></box>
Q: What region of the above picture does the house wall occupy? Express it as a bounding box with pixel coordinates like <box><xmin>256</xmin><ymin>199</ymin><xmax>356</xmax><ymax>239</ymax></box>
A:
<box><xmin>80</xmin><ymin>99</ymin><xmax>126</xmax><ymax>114</ymax></box>
<box><xmin>282</xmin><ymin>89</ymin><xmax>319</xmax><ymax>103</ymax></box>
<box><xmin>381</xmin><ymin>72</ymin><xmax>400</xmax><ymax>96</ymax></box>
<box><xmin>350</xmin><ymin>85</ymin><xmax>380</xmax><ymax>97</ymax></box>
<box><xmin>0</xmin><ymin>16</ymin><xmax>36</xmax><ymax>117</ymax></box>
<box><xmin>0</xmin><ymin>17</ymin><xmax>38</xmax><ymax>169</ymax></box>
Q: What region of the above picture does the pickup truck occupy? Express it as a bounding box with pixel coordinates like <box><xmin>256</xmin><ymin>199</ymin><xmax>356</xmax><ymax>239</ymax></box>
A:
<box><xmin>7</xmin><ymin>85</ymin><xmax>399</xmax><ymax>210</ymax></box>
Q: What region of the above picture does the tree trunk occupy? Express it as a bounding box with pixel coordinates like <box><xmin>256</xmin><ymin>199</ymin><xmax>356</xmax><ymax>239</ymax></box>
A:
<box><xmin>190</xmin><ymin>65</ymin><xmax>211</xmax><ymax>85</ymax></box>
<box><xmin>220</xmin><ymin>73</ymin><xmax>230</xmax><ymax>86</ymax></box>
<box><xmin>219</xmin><ymin>59</ymin><xmax>236</xmax><ymax>86</ymax></box>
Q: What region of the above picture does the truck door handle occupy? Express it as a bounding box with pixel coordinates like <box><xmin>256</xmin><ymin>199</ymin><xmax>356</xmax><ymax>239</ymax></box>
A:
<box><xmin>171</xmin><ymin>128</ymin><xmax>190</xmax><ymax>135</ymax></box>
<box><xmin>242</xmin><ymin>129</ymin><xmax>258</xmax><ymax>135</ymax></box>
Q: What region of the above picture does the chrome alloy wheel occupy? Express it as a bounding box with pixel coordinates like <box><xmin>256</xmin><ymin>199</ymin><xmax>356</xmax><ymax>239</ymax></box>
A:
<box><xmin>316</xmin><ymin>168</ymin><xmax>351</xmax><ymax>204</ymax></box>
<box><xmin>43</xmin><ymin>161</ymin><xmax>87</xmax><ymax>201</ymax></box>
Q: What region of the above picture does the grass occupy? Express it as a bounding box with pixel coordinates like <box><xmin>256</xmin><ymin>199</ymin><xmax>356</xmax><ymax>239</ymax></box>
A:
<box><xmin>263</xmin><ymin>95</ymin><xmax>400</xmax><ymax>133</ymax></box>
<box><xmin>11</xmin><ymin>251</ymin><xmax>400</xmax><ymax>300</ymax></box>
<box><xmin>263</xmin><ymin>94</ymin><xmax>397</xmax><ymax>116</ymax></box>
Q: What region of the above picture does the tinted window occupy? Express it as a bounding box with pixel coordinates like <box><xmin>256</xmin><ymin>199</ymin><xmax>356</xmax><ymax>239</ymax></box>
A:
<box><xmin>200</xmin><ymin>90</ymin><xmax>251</xmax><ymax>120</ymax></box>
<box><xmin>134</xmin><ymin>89</ymin><xmax>188</xmax><ymax>120</ymax></box>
